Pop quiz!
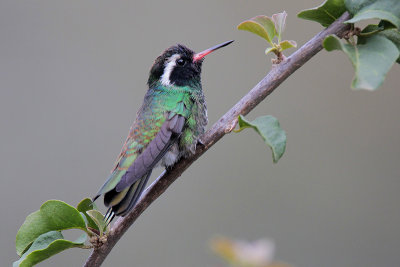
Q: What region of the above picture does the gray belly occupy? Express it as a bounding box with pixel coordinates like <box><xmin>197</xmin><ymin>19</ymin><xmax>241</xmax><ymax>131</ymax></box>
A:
<box><xmin>161</xmin><ymin>143</ymin><xmax>180</xmax><ymax>167</ymax></box>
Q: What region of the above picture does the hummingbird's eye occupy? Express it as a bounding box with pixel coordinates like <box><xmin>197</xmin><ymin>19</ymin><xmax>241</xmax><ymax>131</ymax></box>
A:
<box><xmin>176</xmin><ymin>58</ymin><xmax>186</xmax><ymax>66</ymax></box>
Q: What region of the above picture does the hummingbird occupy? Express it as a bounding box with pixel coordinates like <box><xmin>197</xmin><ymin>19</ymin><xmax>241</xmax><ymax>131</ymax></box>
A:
<box><xmin>94</xmin><ymin>40</ymin><xmax>233</xmax><ymax>222</ymax></box>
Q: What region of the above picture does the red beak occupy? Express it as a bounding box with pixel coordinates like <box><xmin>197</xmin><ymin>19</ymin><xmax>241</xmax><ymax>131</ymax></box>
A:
<box><xmin>193</xmin><ymin>40</ymin><xmax>234</xmax><ymax>62</ymax></box>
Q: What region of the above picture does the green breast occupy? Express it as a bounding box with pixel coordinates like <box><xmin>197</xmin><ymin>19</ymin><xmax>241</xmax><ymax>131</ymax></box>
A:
<box><xmin>149</xmin><ymin>82</ymin><xmax>208</xmax><ymax>155</ymax></box>
<box><xmin>96</xmin><ymin>83</ymin><xmax>207</xmax><ymax>196</ymax></box>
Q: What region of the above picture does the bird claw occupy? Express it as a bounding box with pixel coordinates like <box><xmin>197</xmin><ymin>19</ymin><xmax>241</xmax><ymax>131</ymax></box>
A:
<box><xmin>197</xmin><ymin>138</ymin><xmax>206</xmax><ymax>146</ymax></box>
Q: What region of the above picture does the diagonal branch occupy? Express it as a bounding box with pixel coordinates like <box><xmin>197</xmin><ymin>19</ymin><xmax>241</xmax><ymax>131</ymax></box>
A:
<box><xmin>84</xmin><ymin>12</ymin><xmax>351</xmax><ymax>267</ymax></box>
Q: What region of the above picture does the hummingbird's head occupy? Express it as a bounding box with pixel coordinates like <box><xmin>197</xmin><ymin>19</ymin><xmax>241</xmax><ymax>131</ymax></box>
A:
<box><xmin>148</xmin><ymin>40</ymin><xmax>233</xmax><ymax>87</ymax></box>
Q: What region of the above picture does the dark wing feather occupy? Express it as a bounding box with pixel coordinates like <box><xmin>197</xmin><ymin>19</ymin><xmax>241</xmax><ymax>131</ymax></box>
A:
<box><xmin>115</xmin><ymin>113</ymin><xmax>185</xmax><ymax>192</ymax></box>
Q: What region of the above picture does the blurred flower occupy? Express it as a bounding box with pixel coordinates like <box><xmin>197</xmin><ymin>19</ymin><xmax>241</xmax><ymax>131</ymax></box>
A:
<box><xmin>234</xmin><ymin>239</ymin><xmax>275</xmax><ymax>266</ymax></box>
<box><xmin>211</xmin><ymin>237</ymin><xmax>291</xmax><ymax>267</ymax></box>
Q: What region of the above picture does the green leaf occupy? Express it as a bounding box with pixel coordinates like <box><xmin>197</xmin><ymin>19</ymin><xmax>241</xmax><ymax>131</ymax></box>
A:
<box><xmin>360</xmin><ymin>24</ymin><xmax>400</xmax><ymax>63</ymax></box>
<box><xmin>345</xmin><ymin>0</ymin><xmax>400</xmax><ymax>29</ymax></box>
<box><xmin>235</xmin><ymin>115</ymin><xmax>286</xmax><ymax>163</ymax></box>
<box><xmin>298</xmin><ymin>0</ymin><xmax>347</xmax><ymax>27</ymax></box>
<box><xmin>76</xmin><ymin>198</ymin><xmax>99</xmax><ymax>232</ymax></box>
<box><xmin>323</xmin><ymin>34</ymin><xmax>399</xmax><ymax>90</ymax></box>
<box><xmin>272</xmin><ymin>11</ymin><xmax>287</xmax><ymax>41</ymax></box>
<box><xmin>16</xmin><ymin>200</ymin><xmax>87</xmax><ymax>256</ymax></box>
<box><xmin>265</xmin><ymin>46</ymin><xmax>278</xmax><ymax>55</ymax></box>
<box><xmin>238</xmin><ymin>15</ymin><xmax>276</xmax><ymax>44</ymax></box>
<box><xmin>378</xmin><ymin>28</ymin><xmax>400</xmax><ymax>63</ymax></box>
<box><xmin>252</xmin><ymin>16</ymin><xmax>277</xmax><ymax>43</ymax></box>
<box><xmin>279</xmin><ymin>40</ymin><xmax>297</xmax><ymax>51</ymax></box>
<box><xmin>77</xmin><ymin>197</ymin><xmax>97</xmax><ymax>211</ymax></box>
<box><xmin>378</xmin><ymin>20</ymin><xmax>397</xmax><ymax>31</ymax></box>
<box><xmin>13</xmin><ymin>231</ymin><xmax>86</xmax><ymax>267</ymax></box>
<box><xmin>360</xmin><ymin>24</ymin><xmax>385</xmax><ymax>36</ymax></box>
<box><xmin>86</xmin><ymin>210</ymin><xmax>108</xmax><ymax>236</ymax></box>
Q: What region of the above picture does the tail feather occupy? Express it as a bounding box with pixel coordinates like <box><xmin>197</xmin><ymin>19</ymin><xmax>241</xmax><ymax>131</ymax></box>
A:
<box><xmin>102</xmin><ymin>170</ymin><xmax>152</xmax><ymax>221</ymax></box>
<box><xmin>112</xmin><ymin>180</ymin><xmax>139</xmax><ymax>215</ymax></box>
<box><xmin>104</xmin><ymin>186</ymin><xmax>130</xmax><ymax>207</ymax></box>
<box><xmin>119</xmin><ymin>171</ymin><xmax>152</xmax><ymax>217</ymax></box>
<box><xmin>104</xmin><ymin>207</ymin><xmax>114</xmax><ymax>225</ymax></box>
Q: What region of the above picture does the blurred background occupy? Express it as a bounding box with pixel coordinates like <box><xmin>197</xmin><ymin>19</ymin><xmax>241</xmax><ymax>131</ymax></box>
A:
<box><xmin>1</xmin><ymin>0</ymin><xmax>399</xmax><ymax>266</ymax></box>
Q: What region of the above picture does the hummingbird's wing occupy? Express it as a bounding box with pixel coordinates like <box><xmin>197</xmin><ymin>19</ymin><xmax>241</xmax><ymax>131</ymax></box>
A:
<box><xmin>94</xmin><ymin>113</ymin><xmax>185</xmax><ymax>199</ymax></box>
<box><xmin>115</xmin><ymin>113</ymin><xmax>185</xmax><ymax>191</ymax></box>
<box><xmin>94</xmin><ymin>113</ymin><xmax>185</xmax><ymax>217</ymax></box>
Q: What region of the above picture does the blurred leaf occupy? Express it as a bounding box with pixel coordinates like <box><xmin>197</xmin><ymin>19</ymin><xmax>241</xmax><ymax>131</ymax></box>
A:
<box><xmin>360</xmin><ymin>24</ymin><xmax>400</xmax><ymax>63</ymax></box>
<box><xmin>279</xmin><ymin>40</ymin><xmax>297</xmax><ymax>51</ymax></box>
<box><xmin>16</xmin><ymin>200</ymin><xmax>87</xmax><ymax>256</ymax></box>
<box><xmin>13</xmin><ymin>231</ymin><xmax>86</xmax><ymax>267</ymax></box>
<box><xmin>345</xmin><ymin>0</ymin><xmax>400</xmax><ymax>28</ymax></box>
<box><xmin>265</xmin><ymin>46</ymin><xmax>279</xmax><ymax>55</ymax></box>
<box><xmin>235</xmin><ymin>115</ymin><xmax>286</xmax><ymax>163</ymax></box>
<box><xmin>360</xmin><ymin>24</ymin><xmax>384</xmax><ymax>35</ymax></box>
<box><xmin>86</xmin><ymin>210</ymin><xmax>108</xmax><ymax>236</ymax></box>
<box><xmin>272</xmin><ymin>11</ymin><xmax>287</xmax><ymax>40</ymax></box>
<box><xmin>323</xmin><ymin>34</ymin><xmax>399</xmax><ymax>90</ymax></box>
<box><xmin>76</xmin><ymin>198</ymin><xmax>99</xmax><ymax>232</ymax></box>
<box><xmin>298</xmin><ymin>0</ymin><xmax>346</xmax><ymax>27</ymax></box>
<box><xmin>378</xmin><ymin>28</ymin><xmax>400</xmax><ymax>63</ymax></box>
<box><xmin>238</xmin><ymin>15</ymin><xmax>276</xmax><ymax>44</ymax></box>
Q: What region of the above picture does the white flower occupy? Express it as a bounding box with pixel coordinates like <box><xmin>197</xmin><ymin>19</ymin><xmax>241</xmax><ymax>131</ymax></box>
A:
<box><xmin>233</xmin><ymin>239</ymin><xmax>275</xmax><ymax>266</ymax></box>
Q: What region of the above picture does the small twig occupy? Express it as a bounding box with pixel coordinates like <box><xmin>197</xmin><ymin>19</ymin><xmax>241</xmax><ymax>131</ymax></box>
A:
<box><xmin>83</xmin><ymin>12</ymin><xmax>351</xmax><ymax>267</ymax></box>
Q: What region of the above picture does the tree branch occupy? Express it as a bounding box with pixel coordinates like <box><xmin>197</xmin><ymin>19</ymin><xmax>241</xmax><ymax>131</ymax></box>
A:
<box><xmin>84</xmin><ymin>12</ymin><xmax>351</xmax><ymax>267</ymax></box>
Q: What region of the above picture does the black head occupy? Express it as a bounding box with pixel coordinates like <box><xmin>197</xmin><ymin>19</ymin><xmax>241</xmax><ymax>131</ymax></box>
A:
<box><xmin>148</xmin><ymin>44</ymin><xmax>199</xmax><ymax>87</ymax></box>
<box><xmin>147</xmin><ymin>40</ymin><xmax>234</xmax><ymax>87</ymax></box>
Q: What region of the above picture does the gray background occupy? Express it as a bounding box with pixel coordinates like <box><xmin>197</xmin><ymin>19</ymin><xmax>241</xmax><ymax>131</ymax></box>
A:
<box><xmin>1</xmin><ymin>0</ymin><xmax>399</xmax><ymax>266</ymax></box>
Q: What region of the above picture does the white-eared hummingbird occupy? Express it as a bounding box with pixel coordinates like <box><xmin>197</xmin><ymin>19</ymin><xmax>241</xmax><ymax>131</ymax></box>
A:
<box><xmin>94</xmin><ymin>40</ymin><xmax>234</xmax><ymax>222</ymax></box>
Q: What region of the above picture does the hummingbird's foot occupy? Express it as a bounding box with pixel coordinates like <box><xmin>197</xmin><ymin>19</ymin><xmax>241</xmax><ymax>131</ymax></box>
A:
<box><xmin>89</xmin><ymin>233</ymin><xmax>108</xmax><ymax>249</ymax></box>
<box><xmin>165</xmin><ymin>165</ymin><xmax>174</xmax><ymax>172</ymax></box>
<box><xmin>197</xmin><ymin>138</ymin><xmax>206</xmax><ymax>147</ymax></box>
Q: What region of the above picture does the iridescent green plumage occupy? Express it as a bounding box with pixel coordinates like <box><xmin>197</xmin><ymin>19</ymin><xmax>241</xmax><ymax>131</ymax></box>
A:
<box><xmin>94</xmin><ymin>41</ymin><xmax>232</xmax><ymax>220</ymax></box>
<box><xmin>96</xmin><ymin>83</ymin><xmax>206</xmax><ymax>197</ymax></box>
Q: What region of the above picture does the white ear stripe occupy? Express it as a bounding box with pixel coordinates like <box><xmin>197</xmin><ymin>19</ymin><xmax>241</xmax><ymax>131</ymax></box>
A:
<box><xmin>160</xmin><ymin>54</ymin><xmax>181</xmax><ymax>86</ymax></box>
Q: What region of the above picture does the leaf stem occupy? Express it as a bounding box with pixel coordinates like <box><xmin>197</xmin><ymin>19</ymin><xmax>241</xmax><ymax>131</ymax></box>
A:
<box><xmin>79</xmin><ymin>245</ymin><xmax>94</xmax><ymax>249</ymax></box>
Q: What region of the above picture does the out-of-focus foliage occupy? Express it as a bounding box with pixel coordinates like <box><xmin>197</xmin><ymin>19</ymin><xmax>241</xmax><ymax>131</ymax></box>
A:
<box><xmin>211</xmin><ymin>237</ymin><xmax>292</xmax><ymax>267</ymax></box>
